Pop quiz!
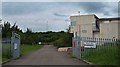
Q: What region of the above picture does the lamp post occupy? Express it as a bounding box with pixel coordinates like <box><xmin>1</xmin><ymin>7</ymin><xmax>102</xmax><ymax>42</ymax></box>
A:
<box><xmin>46</xmin><ymin>21</ymin><xmax>49</xmax><ymax>32</ymax></box>
<box><xmin>0</xmin><ymin>18</ymin><xmax>2</xmax><ymax>32</ymax></box>
<box><xmin>78</xmin><ymin>11</ymin><xmax>80</xmax><ymax>15</ymax></box>
<box><xmin>0</xmin><ymin>18</ymin><xmax>1</xmax><ymax>22</ymax></box>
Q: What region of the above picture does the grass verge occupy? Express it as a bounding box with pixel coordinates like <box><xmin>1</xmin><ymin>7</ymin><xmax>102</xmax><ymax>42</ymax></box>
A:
<box><xmin>20</xmin><ymin>44</ymin><xmax>43</xmax><ymax>56</ymax></box>
<box><xmin>2</xmin><ymin>44</ymin><xmax>43</xmax><ymax>63</ymax></box>
<box><xmin>2</xmin><ymin>44</ymin><xmax>11</xmax><ymax>63</ymax></box>
<box><xmin>82</xmin><ymin>44</ymin><xmax>118</xmax><ymax>65</ymax></box>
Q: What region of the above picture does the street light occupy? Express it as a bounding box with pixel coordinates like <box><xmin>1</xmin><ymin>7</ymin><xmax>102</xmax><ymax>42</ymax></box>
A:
<box><xmin>0</xmin><ymin>18</ymin><xmax>1</xmax><ymax>22</ymax></box>
<box><xmin>46</xmin><ymin>21</ymin><xmax>48</xmax><ymax>32</ymax></box>
<box><xmin>0</xmin><ymin>18</ymin><xmax>2</xmax><ymax>36</ymax></box>
<box><xmin>78</xmin><ymin>11</ymin><xmax>80</xmax><ymax>15</ymax></box>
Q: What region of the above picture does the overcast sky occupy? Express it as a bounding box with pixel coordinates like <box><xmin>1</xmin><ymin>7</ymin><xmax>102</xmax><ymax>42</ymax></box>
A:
<box><xmin>2</xmin><ymin>2</ymin><xmax>119</xmax><ymax>32</ymax></box>
<box><xmin>2</xmin><ymin>0</ymin><xmax>120</xmax><ymax>2</ymax></box>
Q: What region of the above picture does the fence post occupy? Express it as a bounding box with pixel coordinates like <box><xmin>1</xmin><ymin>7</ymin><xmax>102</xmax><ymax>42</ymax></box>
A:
<box><xmin>11</xmin><ymin>32</ymin><xmax>21</xmax><ymax>60</ymax></box>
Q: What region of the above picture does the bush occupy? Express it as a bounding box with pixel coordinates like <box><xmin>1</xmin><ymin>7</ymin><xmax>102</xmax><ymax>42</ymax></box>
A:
<box><xmin>52</xmin><ymin>33</ymin><xmax>72</xmax><ymax>48</ymax></box>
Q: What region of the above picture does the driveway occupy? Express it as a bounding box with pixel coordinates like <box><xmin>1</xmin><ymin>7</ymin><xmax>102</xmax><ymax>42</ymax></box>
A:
<box><xmin>4</xmin><ymin>45</ymin><xmax>88</xmax><ymax>65</ymax></box>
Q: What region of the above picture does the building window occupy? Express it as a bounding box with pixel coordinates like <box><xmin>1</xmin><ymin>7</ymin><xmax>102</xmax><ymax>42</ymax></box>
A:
<box><xmin>71</xmin><ymin>21</ymin><xmax>76</xmax><ymax>26</ymax></box>
<box><xmin>82</xmin><ymin>30</ymin><xmax>87</xmax><ymax>33</ymax></box>
<box><xmin>92</xmin><ymin>23</ymin><xmax>96</xmax><ymax>29</ymax></box>
<box><xmin>74</xmin><ymin>32</ymin><xmax>77</xmax><ymax>37</ymax></box>
<box><xmin>104</xmin><ymin>21</ymin><xmax>109</xmax><ymax>23</ymax></box>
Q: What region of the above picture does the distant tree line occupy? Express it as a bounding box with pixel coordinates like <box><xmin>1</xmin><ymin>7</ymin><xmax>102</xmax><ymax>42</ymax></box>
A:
<box><xmin>2</xmin><ymin>21</ymin><xmax>73</xmax><ymax>47</ymax></box>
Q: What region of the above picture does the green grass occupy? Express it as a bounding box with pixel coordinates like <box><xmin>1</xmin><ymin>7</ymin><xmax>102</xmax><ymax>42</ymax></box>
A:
<box><xmin>0</xmin><ymin>53</ymin><xmax>2</xmax><ymax>64</ymax></box>
<box><xmin>0</xmin><ymin>44</ymin><xmax>2</xmax><ymax>64</ymax></box>
<box><xmin>20</xmin><ymin>44</ymin><xmax>43</xmax><ymax>56</ymax></box>
<box><xmin>2</xmin><ymin>44</ymin><xmax>11</xmax><ymax>62</ymax></box>
<box><xmin>1</xmin><ymin>43</ymin><xmax>11</xmax><ymax>62</ymax></box>
<box><xmin>82</xmin><ymin>44</ymin><xmax>119</xmax><ymax>65</ymax></box>
<box><xmin>2</xmin><ymin>44</ymin><xmax>43</xmax><ymax>63</ymax></box>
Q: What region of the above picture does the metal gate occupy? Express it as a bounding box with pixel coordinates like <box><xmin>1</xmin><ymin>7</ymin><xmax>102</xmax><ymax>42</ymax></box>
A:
<box><xmin>11</xmin><ymin>32</ymin><xmax>21</xmax><ymax>59</ymax></box>
<box><xmin>72</xmin><ymin>37</ymin><xmax>81</xmax><ymax>59</ymax></box>
<box><xmin>2</xmin><ymin>38</ymin><xmax>11</xmax><ymax>60</ymax></box>
<box><xmin>72</xmin><ymin>37</ymin><xmax>119</xmax><ymax>65</ymax></box>
<box><xmin>2</xmin><ymin>32</ymin><xmax>21</xmax><ymax>61</ymax></box>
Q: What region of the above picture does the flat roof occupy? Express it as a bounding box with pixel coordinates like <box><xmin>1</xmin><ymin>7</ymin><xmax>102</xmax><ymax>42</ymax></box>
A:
<box><xmin>70</xmin><ymin>14</ymin><xmax>96</xmax><ymax>17</ymax></box>
<box><xmin>70</xmin><ymin>14</ymin><xmax>120</xmax><ymax>21</ymax></box>
<box><xmin>98</xmin><ymin>18</ymin><xmax>120</xmax><ymax>21</ymax></box>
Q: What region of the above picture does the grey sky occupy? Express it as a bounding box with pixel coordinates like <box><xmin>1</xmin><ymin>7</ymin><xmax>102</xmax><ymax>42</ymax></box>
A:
<box><xmin>2</xmin><ymin>0</ymin><xmax>120</xmax><ymax>2</ymax></box>
<box><xmin>2</xmin><ymin>2</ymin><xmax>119</xmax><ymax>32</ymax></box>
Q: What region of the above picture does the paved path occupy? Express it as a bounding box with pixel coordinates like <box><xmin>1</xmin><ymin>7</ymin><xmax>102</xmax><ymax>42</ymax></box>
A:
<box><xmin>4</xmin><ymin>45</ymin><xmax>88</xmax><ymax>65</ymax></box>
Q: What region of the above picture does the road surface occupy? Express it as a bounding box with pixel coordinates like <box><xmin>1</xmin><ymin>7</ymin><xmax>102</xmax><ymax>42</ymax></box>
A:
<box><xmin>4</xmin><ymin>45</ymin><xmax>88</xmax><ymax>65</ymax></box>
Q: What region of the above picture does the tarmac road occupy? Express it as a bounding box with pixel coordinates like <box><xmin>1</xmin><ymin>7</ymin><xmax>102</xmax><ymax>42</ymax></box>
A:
<box><xmin>4</xmin><ymin>45</ymin><xmax>88</xmax><ymax>65</ymax></box>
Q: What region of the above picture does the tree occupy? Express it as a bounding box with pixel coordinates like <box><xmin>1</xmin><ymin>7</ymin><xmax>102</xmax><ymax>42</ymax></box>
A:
<box><xmin>2</xmin><ymin>22</ymin><xmax>23</xmax><ymax>38</ymax></box>
<box><xmin>2</xmin><ymin>21</ymin><xmax>11</xmax><ymax>37</ymax></box>
<box><xmin>26</xmin><ymin>28</ymin><xmax>32</xmax><ymax>35</ymax></box>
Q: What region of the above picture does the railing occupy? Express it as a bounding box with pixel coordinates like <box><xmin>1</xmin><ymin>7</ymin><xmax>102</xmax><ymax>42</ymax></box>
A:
<box><xmin>2</xmin><ymin>38</ymin><xmax>12</xmax><ymax>61</ymax></box>
<box><xmin>72</xmin><ymin>37</ymin><xmax>119</xmax><ymax>65</ymax></box>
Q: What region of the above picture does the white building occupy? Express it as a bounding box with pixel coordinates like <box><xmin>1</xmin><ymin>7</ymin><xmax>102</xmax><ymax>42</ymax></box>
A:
<box><xmin>69</xmin><ymin>14</ymin><xmax>120</xmax><ymax>39</ymax></box>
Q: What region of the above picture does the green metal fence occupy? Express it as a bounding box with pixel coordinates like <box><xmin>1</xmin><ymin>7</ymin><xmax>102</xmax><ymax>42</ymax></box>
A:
<box><xmin>72</xmin><ymin>37</ymin><xmax>119</xmax><ymax>65</ymax></box>
<box><xmin>2</xmin><ymin>38</ymin><xmax>12</xmax><ymax>61</ymax></box>
<box><xmin>2</xmin><ymin>32</ymin><xmax>21</xmax><ymax>63</ymax></box>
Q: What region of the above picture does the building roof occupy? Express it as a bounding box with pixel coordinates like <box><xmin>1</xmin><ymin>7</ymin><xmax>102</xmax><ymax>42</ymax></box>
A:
<box><xmin>97</xmin><ymin>18</ymin><xmax>120</xmax><ymax>21</ymax></box>
<box><xmin>70</xmin><ymin>14</ymin><xmax>97</xmax><ymax>17</ymax></box>
<box><xmin>70</xmin><ymin>14</ymin><xmax>120</xmax><ymax>22</ymax></box>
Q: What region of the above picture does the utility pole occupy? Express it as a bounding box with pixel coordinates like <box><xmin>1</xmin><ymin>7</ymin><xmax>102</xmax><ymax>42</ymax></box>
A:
<box><xmin>0</xmin><ymin>18</ymin><xmax>2</xmax><ymax>30</ymax></box>
<box><xmin>78</xmin><ymin>11</ymin><xmax>80</xmax><ymax>15</ymax></box>
<box><xmin>46</xmin><ymin>21</ymin><xmax>48</xmax><ymax>32</ymax></box>
<box><xmin>46</xmin><ymin>21</ymin><xmax>49</xmax><ymax>45</ymax></box>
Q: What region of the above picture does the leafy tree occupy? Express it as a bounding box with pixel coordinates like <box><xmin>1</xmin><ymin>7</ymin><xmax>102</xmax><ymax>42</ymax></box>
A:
<box><xmin>2</xmin><ymin>21</ymin><xmax>11</xmax><ymax>38</ymax></box>
<box><xmin>26</xmin><ymin>28</ymin><xmax>32</xmax><ymax>35</ymax></box>
<box><xmin>2</xmin><ymin>22</ymin><xmax>23</xmax><ymax>38</ymax></box>
<box><xmin>2</xmin><ymin>20</ymin><xmax>73</xmax><ymax>47</ymax></box>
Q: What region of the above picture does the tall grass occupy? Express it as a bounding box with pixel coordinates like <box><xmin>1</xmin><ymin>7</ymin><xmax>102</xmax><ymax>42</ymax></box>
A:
<box><xmin>2</xmin><ymin>44</ymin><xmax>43</xmax><ymax>63</ymax></box>
<box><xmin>2</xmin><ymin>43</ymin><xmax>12</xmax><ymax>62</ymax></box>
<box><xmin>20</xmin><ymin>44</ymin><xmax>43</xmax><ymax>56</ymax></box>
<box><xmin>82</xmin><ymin>43</ymin><xmax>119</xmax><ymax>65</ymax></box>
